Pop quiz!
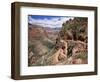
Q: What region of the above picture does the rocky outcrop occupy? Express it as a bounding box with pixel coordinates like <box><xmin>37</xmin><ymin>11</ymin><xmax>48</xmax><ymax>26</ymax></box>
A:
<box><xmin>28</xmin><ymin>17</ymin><xmax>88</xmax><ymax>66</ymax></box>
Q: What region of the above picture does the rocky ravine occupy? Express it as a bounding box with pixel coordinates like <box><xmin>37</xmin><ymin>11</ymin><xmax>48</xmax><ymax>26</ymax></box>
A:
<box><xmin>28</xmin><ymin>17</ymin><xmax>88</xmax><ymax>66</ymax></box>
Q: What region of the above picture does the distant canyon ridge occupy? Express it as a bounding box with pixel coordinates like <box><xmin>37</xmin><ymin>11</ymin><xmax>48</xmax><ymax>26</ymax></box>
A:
<box><xmin>28</xmin><ymin>17</ymin><xmax>88</xmax><ymax>66</ymax></box>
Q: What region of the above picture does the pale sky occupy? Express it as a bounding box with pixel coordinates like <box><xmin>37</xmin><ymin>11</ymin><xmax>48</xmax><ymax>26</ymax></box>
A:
<box><xmin>28</xmin><ymin>15</ymin><xmax>74</xmax><ymax>28</ymax></box>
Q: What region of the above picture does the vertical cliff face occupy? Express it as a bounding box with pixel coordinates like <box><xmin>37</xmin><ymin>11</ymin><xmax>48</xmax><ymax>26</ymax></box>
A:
<box><xmin>55</xmin><ymin>17</ymin><xmax>88</xmax><ymax>64</ymax></box>
<box><xmin>59</xmin><ymin>17</ymin><xmax>88</xmax><ymax>43</ymax></box>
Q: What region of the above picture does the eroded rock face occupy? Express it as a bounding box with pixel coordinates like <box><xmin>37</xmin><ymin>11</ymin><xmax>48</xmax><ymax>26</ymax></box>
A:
<box><xmin>67</xmin><ymin>40</ymin><xmax>87</xmax><ymax>64</ymax></box>
<box><xmin>58</xmin><ymin>49</ymin><xmax>67</xmax><ymax>61</ymax></box>
<box><xmin>72</xmin><ymin>58</ymin><xmax>87</xmax><ymax>64</ymax></box>
<box><xmin>28</xmin><ymin>39</ymin><xmax>87</xmax><ymax>66</ymax></box>
<box><xmin>73</xmin><ymin>58</ymin><xmax>83</xmax><ymax>64</ymax></box>
<box><xmin>45</xmin><ymin>48</ymin><xmax>67</xmax><ymax>65</ymax></box>
<box><xmin>28</xmin><ymin>17</ymin><xmax>88</xmax><ymax>66</ymax></box>
<box><xmin>28</xmin><ymin>51</ymin><xmax>35</xmax><ymax>66</ymax></box>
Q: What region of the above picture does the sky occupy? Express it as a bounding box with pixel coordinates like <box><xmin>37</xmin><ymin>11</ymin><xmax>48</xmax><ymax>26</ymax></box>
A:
<box><xmin>28</xmin><ymin>15</ymin><xmax>74</xmax><ymax>28</ymax></box>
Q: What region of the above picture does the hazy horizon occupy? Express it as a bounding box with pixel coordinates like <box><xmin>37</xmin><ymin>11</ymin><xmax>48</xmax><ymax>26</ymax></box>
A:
<box><xmin>28</xmin><ymin>15</ymin><xmax>74</xmax><ymax>28</ymax></box>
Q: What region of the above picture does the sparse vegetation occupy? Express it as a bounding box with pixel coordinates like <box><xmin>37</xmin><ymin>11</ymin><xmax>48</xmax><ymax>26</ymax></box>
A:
<box><xmin>28</xmin><ymin>17</ymin><xmax>88</xmax><ymax>66</ymax></box>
